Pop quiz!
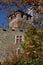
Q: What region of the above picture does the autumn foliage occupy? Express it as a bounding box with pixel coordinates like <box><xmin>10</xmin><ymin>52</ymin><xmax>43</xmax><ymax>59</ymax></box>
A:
<box><xmin>16</xmin><ymin>24</ymin><xmax>43</xmax><ymax>65</ymax></box>
<box><xmin>22</xmin><ymin>0</ymin><xmax>39</xmax><ymax>4</ymax></box>
<box><xmin>0</xmin><ymin>0</ymin><xmax>39</xmax><ymax>5</ymax></box>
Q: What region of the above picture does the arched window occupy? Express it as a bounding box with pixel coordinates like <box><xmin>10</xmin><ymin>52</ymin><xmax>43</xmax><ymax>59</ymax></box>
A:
<box><xmin>15</xmin><ymin>35</ymin><xmax>24</xmax><ymax>44</ymax></box>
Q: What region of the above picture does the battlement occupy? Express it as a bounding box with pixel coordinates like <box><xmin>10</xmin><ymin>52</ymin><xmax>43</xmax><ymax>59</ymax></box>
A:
<box><xmin>9</xmin><ymin>10</ymin><xmax>32</xmax><ymax>21</ymax></box>
<box><xmin>9</xmin><ymin>11</ymin><xmax>32</xmax><ymax>31</ymax></box>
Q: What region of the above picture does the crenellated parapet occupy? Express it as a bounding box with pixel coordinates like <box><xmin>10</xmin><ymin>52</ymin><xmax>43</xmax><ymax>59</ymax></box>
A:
<box><xmin>9</xmin><ymin>11</ymin><xmax>32</xmax><ymax>31</ymax></box>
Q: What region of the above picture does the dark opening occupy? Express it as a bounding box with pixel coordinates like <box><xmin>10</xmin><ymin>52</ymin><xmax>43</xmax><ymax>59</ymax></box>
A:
<box><xmin>20</xmin><ymin>30</ymin><xmax>23</xmax><ymax>32</ymax></box>
<box><xmin>0</xmin><ymin>62</ymin><xmax>1</xmax><ymax>65</ymax></box>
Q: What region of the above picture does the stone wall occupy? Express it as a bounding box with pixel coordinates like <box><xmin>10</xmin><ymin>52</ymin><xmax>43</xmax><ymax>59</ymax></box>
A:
<box><xmin>0</xmin><ymin>29</ymin><xmax>24</xmax><ymax>64</ymax></box>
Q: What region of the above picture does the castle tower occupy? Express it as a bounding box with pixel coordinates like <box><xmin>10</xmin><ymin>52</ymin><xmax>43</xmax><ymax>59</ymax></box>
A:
<box><xmin>9</xmin><ymin>11</ymin><xmax>22</xmax><ymax>30</ymax></box>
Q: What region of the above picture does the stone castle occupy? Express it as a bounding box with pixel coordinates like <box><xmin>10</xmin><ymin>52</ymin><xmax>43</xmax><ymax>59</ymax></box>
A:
<box><xmin>9</xmin><ymin>10</ymin><xmax>32</xmax><ymax>32</ymax></box>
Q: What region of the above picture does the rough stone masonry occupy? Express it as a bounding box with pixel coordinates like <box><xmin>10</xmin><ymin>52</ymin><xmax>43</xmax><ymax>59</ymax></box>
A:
<box><xmin>0</xmin><ymin>29</ymin><xmax>24</xmax><ymax>64</ymax></box>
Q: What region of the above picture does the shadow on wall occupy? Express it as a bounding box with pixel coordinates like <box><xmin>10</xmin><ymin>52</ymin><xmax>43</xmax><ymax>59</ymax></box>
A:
<box><xmin>0</xmin><ymin>62</ymin><xmax>1</xmax><ymax>65</ymax></box>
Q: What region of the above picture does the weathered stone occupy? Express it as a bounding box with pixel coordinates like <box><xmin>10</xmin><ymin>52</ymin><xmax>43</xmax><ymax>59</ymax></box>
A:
<box><xmin>0</xmin><ymin>29</ymin><xmax>24</xmax><ymax>65</ymax></box>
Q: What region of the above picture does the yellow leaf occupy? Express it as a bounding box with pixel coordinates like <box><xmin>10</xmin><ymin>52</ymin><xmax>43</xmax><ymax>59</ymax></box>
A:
<box><xmin>29</xmin><ymin>45</ymin><xmax>35</xmax><ymax>48</ymax></box>
<box><xmin>33</xmin><ymin>51</ymin><xmax>36</xmax><ymax>53</ymax></box>
<box><xmin>26</xmin><ymin>52</ymin><xmax>30</xmax><ymax>55</ymax></box>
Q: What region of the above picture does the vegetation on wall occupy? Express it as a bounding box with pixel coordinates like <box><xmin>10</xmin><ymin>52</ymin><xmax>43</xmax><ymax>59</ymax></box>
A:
<box><xmin>16</xmin><ymin>24</ymin><xmax>43</xmax><ymax>65</ymax></box>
